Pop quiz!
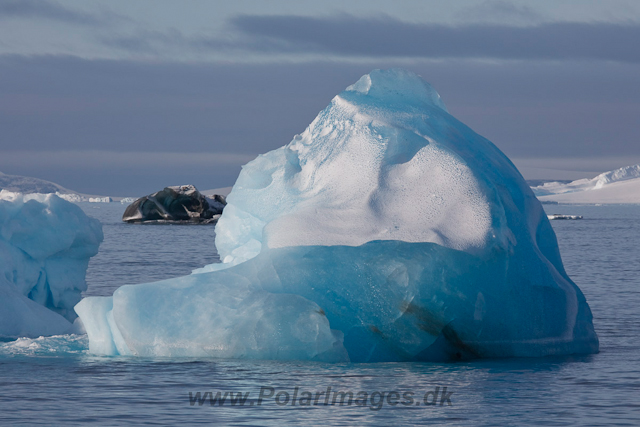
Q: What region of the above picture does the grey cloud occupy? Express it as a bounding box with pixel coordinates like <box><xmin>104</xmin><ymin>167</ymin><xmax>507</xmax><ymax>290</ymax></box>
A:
<box><xmin>1</xmin><ymin>55</ymin><xmax>639</xmax><ymax>194</ymax></box>
<box><xmin>457</xmin><ymin>0</ymin><xmax>545</xmax><ymax>24</ymax></box>
<box><xmin>99</xmin><ymin>27</ymin><xmax>303</xmax><ymax>57</ymax></box>
<box><xmin>0</xmin><ymin>0</ymin><xmax>122</xmax><ymax>26</ymax></box>
<box><xmin>103</xmin><ymin>14</ymin><xmax>640</xmax><ymax>63</ymax></box>
<box><xmin>99</xmin><ymin>29</ymin><xmax>192</xmax><ymax>54</ymax></box>
<box><xmin>227</xmin><ymin>14</ymin><xmax>640</xmax><ymax>62</ymax></box>
<box><xmin>0</xmin><ymin>151</ymin><xmax>256</xmax><ymax>169</ymax></box>
<box><xmin>0</xmin><ymin>150</ymin><xmax>255</xmax><ymax>196</ymax></box>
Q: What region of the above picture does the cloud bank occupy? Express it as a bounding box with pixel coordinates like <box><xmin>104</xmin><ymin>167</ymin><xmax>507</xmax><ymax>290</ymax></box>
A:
<box><xmin>0</xmin><ymin>0</ymin><xmax>119</xmax><ymax>26</ymax></box>
<box><xmin>225</xmin><ymin>14</ymin><xmax>640</xmax><ymax>62</ymax></box>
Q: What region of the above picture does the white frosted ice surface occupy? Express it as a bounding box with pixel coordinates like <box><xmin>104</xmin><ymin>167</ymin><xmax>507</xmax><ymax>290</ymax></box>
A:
<box><xmin>76</xmin><ymin>69</ymin><xmax>599</xmax><ymax>362</ymax></box>
<box><xmin>206</xmin><ymin>70</ymin><xmax>496</xmax><ymax>270</ymax></box>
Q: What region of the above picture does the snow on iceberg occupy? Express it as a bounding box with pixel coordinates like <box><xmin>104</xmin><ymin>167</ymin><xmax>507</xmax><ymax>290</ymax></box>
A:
<box><xmin>0</xmin><ymin>191</ymin><xmax>103</xmax><ymax>339</ymax></box>
<box><xmin>77</xmin><ymin>69</ymin><xmax>599</xmax><ymax>361</ymax></box>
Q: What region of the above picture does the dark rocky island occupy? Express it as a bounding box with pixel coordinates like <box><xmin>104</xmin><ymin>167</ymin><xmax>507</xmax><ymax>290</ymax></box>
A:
<box><xmin>122</xmin><ymin>185</ymin><xmax>226</xmax><ymax>224</ymax></box>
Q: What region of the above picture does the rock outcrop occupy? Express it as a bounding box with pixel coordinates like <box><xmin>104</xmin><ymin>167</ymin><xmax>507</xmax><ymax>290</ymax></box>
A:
<box><xmin>122</xmin><ymin>185</ymin><xmax>226</xmax><ymax>224</ymax></box>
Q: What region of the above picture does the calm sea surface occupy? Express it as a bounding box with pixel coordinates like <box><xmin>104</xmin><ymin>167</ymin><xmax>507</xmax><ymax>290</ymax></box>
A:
<box><xmin>0</xmin><ymin>203</ymin><xmax>638</xmax><ymax>426</ymax></box>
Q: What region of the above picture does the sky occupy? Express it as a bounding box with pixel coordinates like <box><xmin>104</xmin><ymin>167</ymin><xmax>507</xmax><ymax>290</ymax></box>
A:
<box><xmin>1</xmin><ymin>0</ymin><xmax>640</xmax><ymax>196</ymax></box>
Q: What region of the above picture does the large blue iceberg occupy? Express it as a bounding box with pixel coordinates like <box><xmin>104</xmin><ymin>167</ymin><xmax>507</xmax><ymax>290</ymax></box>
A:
<box><xmin>0</xmin><ymin>191</ymin><xmax>103</xmax><ymax>339</ymax></box>
<box><xmin>76</xmin><ymin>69</ymin><xmax>598</xmax><ymax>361</ymax></box>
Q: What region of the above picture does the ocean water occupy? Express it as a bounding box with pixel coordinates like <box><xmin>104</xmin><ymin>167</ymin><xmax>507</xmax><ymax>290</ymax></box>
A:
<box><xmin>1</xmin><ymin>203</ymin><xmax>639</xmax><ymax>426</ymax></box>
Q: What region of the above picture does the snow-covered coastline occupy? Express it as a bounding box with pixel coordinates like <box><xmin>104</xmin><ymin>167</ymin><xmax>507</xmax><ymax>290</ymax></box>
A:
<box><xmin>0</xmin><ymin>171</ymin><xmax>123</xmax><ymax>203</ymax></box>
<box><xmin>532</xmin><ymin>164</ymin><xmax>640</xmax><ymax>204</ymax></box>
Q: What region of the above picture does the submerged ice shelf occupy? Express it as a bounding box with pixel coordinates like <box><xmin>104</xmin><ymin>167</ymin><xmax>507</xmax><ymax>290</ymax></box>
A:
<box><xmin>76</xmin><ymin>69</ymin><xmax>599</xmax><ymax>362</ymax></box>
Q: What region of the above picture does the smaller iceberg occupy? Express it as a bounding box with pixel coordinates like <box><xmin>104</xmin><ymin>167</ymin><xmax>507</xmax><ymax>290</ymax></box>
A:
<box><xmin>0</xmin><ymin>191</ymin><xmax>103</xmax><ymax>339</ymax></box>
<box><xmin>89</xmin><ymin>197</ymin><xmax>112</xmax><ymax>203</ymax></box>
<box><xmin>547</xmin><ymin>214</ymin><xmax>583</xmax><ymax>220</ymax></box>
